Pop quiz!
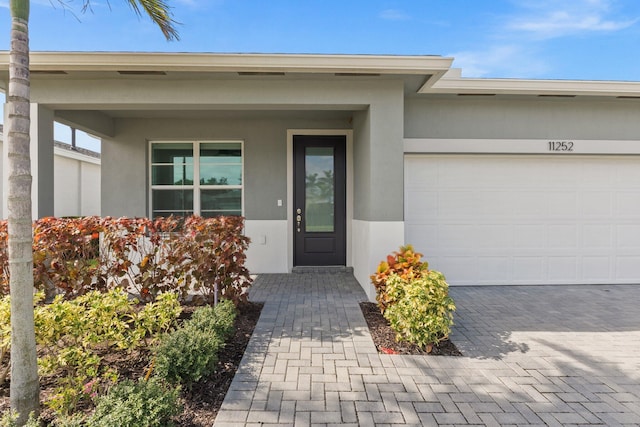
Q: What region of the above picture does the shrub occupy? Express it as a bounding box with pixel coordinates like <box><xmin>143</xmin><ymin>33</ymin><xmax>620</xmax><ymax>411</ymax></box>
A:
<box><xmin>1</xmin><ymin>216</ymin><xmax>253</xmax><ymax>304</ymax></box>
<box><xmin>370</xmin><ymin>245</ymin><xmax>429</xmax><ymax>312</ymax></box>
<box><xmin>153</xmin><ymin>327</ymin><xmax>223</xmax><ymax>386</ymax></box>
<box><xmin>0</xmin><ymin>289</ymin><xmax>182</xmax><ymax>415</ymax></box>
<box><xmin>0</xmin><ymin>411</ymin><xmax>40</xmax><ymax>427</ymax></box>
<box><xmin>154</xmin><ymin>301</ymin><xmax>236</xmax><ymax>386</ymax></box>
<box><xmin>32</xmin><ymin>216</ymin><xmax>104</xmax><ymax>298</ymax></box>
<box><xmin>89</xmin><ymin>378</ymin><xmax>181</xmax><ymax>427</ymax></box>
<box><xmin>188</xmin><ymin>299</ymin><xmax>237</xmax><ymax>339</ymax></box>
<box><xmin>383</xmin><ymin>271</ymin><xmax>456</xmax><ymax>352</ymax></box>
<box><xmin>179</xmin><ymin>216</ymin><xmax>252</xmax><ymax>306</ymax></box>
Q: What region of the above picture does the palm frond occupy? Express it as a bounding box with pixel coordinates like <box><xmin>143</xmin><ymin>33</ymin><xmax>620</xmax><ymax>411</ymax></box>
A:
<box><xmin>127</xmin><ymin>0</ymin><xmax>180</xmax><ymax>41</ymax></box>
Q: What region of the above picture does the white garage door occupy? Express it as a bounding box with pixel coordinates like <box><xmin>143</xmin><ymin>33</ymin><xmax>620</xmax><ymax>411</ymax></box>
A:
<box><xmin>405</xmin><ymin>155</ymin><xmax>640</xmax><ymax>286</ymax></box>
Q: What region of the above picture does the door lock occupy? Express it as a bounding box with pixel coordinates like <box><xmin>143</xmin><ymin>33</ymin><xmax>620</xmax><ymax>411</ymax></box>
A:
<box><xmin>296</xmin><ymin>208</ymin><xmax>303</xmax><ymax>232</ymax></box>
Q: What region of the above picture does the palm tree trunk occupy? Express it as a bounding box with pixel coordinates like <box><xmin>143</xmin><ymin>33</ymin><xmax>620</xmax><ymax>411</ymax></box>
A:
<box><xmin>8</xmin><ymin>0</ymin><xmax>40</xmax><ymax>424</ymax></box>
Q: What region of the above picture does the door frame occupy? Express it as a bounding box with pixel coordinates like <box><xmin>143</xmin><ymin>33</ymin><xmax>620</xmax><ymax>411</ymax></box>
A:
<box><xmin>287</xmin><ymin>129</ymin><xmax>353</xmax><ymax>271</ymax></box>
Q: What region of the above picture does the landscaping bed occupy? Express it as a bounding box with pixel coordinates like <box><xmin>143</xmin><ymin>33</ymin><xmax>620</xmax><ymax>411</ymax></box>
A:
<box><xmin>360</xmin><ymin>301</ymin><xmax>461</xmax><ymax>356</ymax></box>
<box><xmin>0</xmin><ymin>301</ymin><xmax>263</xmax><ymax>426</ymax></box>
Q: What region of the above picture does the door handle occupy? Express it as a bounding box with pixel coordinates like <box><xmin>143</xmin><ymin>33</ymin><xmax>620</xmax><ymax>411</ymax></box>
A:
<box><xmin>296</xmin><ymin>209</ymin><xmax>303</xmax><ymax>232</ymax></box>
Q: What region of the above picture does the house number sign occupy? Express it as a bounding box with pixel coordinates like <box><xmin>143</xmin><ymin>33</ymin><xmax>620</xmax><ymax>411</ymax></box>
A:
<box><xmin>548</xmin><ymin>141</ymin><xmax>574</xmax><ymax>152</ymax></box>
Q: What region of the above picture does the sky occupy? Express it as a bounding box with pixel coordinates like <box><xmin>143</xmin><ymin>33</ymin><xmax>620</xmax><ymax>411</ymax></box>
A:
<box><xmin>1</xmin><ymin>0</ymin><xmax>640</xmax><ymax>150</ymax></box>
<box><xmin>1</xmin><ymin>0</ymin><xmax>640</xmax><ymax>80</ymax></box>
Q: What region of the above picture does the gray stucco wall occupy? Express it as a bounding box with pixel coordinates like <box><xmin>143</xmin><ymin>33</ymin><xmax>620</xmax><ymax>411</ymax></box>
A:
<box><xmin>405</xmin><ymin>97</ymin><xmax>640</xmax><ymax>139</ymax></box>
<box><xmin>102</xmin><ymin>116</ymin><xmax>350</xmax><ymax>219</ymax></box>
<box><xmin>352</xmin><ymin>83</ymin><xmax>405</xmax><ymax>222</ymax></box>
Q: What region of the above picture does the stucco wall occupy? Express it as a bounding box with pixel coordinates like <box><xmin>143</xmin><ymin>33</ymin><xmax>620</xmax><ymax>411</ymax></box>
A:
<box><xmin>405</xmin><ymin>97</ymin><xmax>640</xmax><ymax>139</ymax></box>
<box><xmin>53</xmin><ymin>148</ymin><xmax>101</xmax><ymax>217</ymax></box>
<box><xmin>102</xmin><ymin>116</ymin><xmax>351</xmax><ymax>219</ymax></box>
<box><xmin>0</xmin><ymin>141</ymin><xmax>100</xmax><ymax>218</ymax></box>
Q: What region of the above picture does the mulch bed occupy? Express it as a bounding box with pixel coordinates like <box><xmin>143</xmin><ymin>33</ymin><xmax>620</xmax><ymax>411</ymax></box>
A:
<box><xmin>360</xmin><ymin>302</ymin><xmax>462</xmax><ymax>356</ymax></box>
<box><xmin>174</xmin><ymin>301</ymin><xmax>263</xmax><ymax>426</ymax></box>
<box><xmin>0</xmin><ymin>302</ymin><xmax>264</xmax><ymax>427</ymax></box>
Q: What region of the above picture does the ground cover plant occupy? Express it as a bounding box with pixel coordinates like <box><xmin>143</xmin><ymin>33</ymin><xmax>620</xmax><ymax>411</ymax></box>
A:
<box><xmin>0</xmin><ymin>215</ymin><xmax>257</xmax><ymax>425</ymax></box>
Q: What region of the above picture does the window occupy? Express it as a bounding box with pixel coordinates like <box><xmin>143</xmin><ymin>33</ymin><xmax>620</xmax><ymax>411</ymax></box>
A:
<box><xmin>150</xmin><ymin>141</ymin><xmax>243</xmax><ymax>218</ymax></box>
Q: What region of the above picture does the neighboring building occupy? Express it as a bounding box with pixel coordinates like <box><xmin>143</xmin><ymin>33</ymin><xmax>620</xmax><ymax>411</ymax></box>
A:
<box><xmin>0</xmin><ymin>124</ymin><xmax>101</xmax><ymax>218</ymax></box>
<box><xmin>1</xmin><ymin>52</ymin><xmax>639</xmax><ymax>298</ymax></box>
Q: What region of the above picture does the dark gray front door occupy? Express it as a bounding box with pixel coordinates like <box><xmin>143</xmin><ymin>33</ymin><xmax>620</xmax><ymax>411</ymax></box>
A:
<box><xmin>293</xmin><ymin>135</ymin><xmax>346</xmax><ymax>266</ymax></box>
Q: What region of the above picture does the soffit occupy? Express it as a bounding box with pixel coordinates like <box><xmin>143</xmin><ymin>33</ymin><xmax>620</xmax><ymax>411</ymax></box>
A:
<box><xmin>422</xmin><ymin>74</ymin><xmax>640</xmax><ymax>98</ymax></box>
<box><xmin>0</xmin><ymin>51</ymin><xmax>452</xmax><ymax>87</ymax></box>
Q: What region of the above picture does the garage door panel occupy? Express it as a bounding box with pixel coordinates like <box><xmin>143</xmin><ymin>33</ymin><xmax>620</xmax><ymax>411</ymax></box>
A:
<box><xmin>582</xmin><ymin>256</ymin><xmax>611</xmax><ymax>280</ymax></box>
<box><xmin>581</xmin><ymin>192</ymin><xmax>613</xmax><ymax>217</ymax></box>
<box><xmin>582</xmin><ymin>224</ymin><xmax>613</xmax><ymax>247</ymax></box>
<box><xmin>405</xmin><ymin>191</ymin><xmax>437</xmax><ymax>220</ymax></box>
<box><xmin>513</xmin><ymin>257</ymin><xmax>545</xmax><ymax>281</ymax></box>
<box><xmin>548</xmin><ymin>257</ymin><xmax>578</xmax><ymax>281</ymax></box>
<box><xmin>616</xmin><ymin>192</ymin><xmax>640</xmax><ymax>216</ymax></box>
<box><xmin>476</xmin><ymin>257</ymin><xmax>510</xmax><ymax>282</ymax></box>
<box><xmin>548</xmin><ymin>225</ymin><xmax>578</xmax><ymax>248</ymax></box>
<box><xmin>438</xmin><ymin>225</ymin><xmax>477</xmax><ymax>248</ymax></box>
<box><xmin>434</xmin><ymin>257</ymin><xmax>477</xmax><ymax>282</ymax></box>
<box><xmin>438</xmin><ymin>192</ymin><xmax>478</xmax><ymax>216</ymax></box>
<box><xmin>548</xmin><ymin>192</ymin><xmax>578</xmax><ymax>217</ymax></box>
<box><xmin>617</xmin><ymin>257</ymin><xmax>640</xmax><ymax>280</ymax></box>
<box><xmin>514</xmin><ymin>225</ymin><xmax>546</xmax><ymax>248</ymax></box>
<box><xmin>477</xmin><ymin>225</ymin><xmax>512</xmax><ymax>248</ymax></box>
<box><xmin>512</xmin><ymin>191</ymin><xmax>550</xmax><ymax>216</ymax></box>
<box><xmin>617</xmin><ymin>225</ymin><xmax>640</xmax><ymax>247</ymax></box>
<box><xmin>405</xmin><ymin>154</ymin><xmax>640</xmax><ymax>285</ymax></box>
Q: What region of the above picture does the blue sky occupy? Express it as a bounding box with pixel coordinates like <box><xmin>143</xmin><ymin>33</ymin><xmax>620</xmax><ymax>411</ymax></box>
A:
<box><xmin>1</xmin><ymin>0</ymin><xmax>640</xmax><ymax>80</ymax></box>
<box><xmin>2</xmin><ymin>0</ymin><xmax>640</xmax><ymax>151</ymax></box>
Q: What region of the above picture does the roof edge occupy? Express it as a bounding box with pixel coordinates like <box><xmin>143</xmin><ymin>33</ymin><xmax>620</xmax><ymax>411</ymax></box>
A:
<box><xmin>424</xmin><ymin>73</ymin><xmax>640</xmax><ymax>97</ymax></box>
<box><xmin>0</xmin><ymin>51</ymin><xmax>454</xmax><ymax>75</ymax></box>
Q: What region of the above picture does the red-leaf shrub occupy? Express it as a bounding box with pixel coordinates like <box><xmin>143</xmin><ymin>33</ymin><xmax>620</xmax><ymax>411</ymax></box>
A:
<box><xmin>0</xmin><ymin>215</ymin><xmax>252</xmax><ymax>304</ymax></box>
<box><xmin>32</xmin><ymin>216</ymin><xmax>104</xmax><ymax>299</ymax></box>
<box><xmin>180</xmin><ymin>215</ymin><xmax>252</xmax><ymax>306</ymax></box>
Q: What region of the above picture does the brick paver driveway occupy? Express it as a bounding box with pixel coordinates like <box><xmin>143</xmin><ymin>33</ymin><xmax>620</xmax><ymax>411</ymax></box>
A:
<box><xmin>215</xmin><ymin>274</ymin><xmax>640</xmax><ymax>426</ymax></box>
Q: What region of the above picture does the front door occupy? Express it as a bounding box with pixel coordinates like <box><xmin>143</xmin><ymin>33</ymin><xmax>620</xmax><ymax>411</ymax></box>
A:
<box><xmin>293</xmin><ymin>135</ymin><xmax>346</xmax><ymax>266</ymax></box>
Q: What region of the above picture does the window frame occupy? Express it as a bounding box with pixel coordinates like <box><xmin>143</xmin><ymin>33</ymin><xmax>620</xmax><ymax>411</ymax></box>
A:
<box><xmin>149</xmin><ymin>140</ymin><xmax>244</xmax><ymax>218</ymax></box>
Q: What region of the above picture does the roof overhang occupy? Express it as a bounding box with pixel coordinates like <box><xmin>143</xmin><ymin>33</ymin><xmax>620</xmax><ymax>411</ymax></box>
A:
<box><xmin>422</xmin><ymin>69</ymin><xmax>640</xmax><ymax>98</ymax></box>
<box><xmin>0</xmin><ymin>51</ymin><xmax>454</xmax><ymax>88</ymax></box>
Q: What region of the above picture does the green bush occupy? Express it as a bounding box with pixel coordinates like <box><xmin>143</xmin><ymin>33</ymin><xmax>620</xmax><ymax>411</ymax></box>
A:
<box><xmin>188</xmin><ymin>299</ymin><xmax>237</xmax><ymax>339</ymax></box>
<box><xmin>383</xmin><ymin>271</ymin><xmax>456</xmax><ymax>351</ymax></box>
<box><xmin>154</xmin><ymin>301</ymin><xmax>236</xmax><ymax>386</ymax></box>
<box><xmin>89</xmin><ymin>378</ymin><xmax>180</xmax><ymax>427</ymax></box>
<box><xmin>52</xmin><ymin>414</ymin><xmax>86</xmax><ymax>427</ymax></box>
<box><xmin>0</xmin><ymin>411</ymin><xmax>39</xmax><ymax>427</ymax></box>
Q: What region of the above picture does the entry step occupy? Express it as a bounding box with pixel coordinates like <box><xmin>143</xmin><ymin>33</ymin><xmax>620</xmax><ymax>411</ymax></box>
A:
<box><xmin>292</xmin><ymin>266</ymin><xmax>354</xmax><ymax>274</ymax></box>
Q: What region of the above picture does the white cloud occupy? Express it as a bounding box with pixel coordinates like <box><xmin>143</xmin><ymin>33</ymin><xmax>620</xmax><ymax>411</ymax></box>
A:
<box><xmin>449</xmin><ymin>45</ymin><xmax>551</xmax><ymax>78</ymax></box>
<box><xmin>506</xmin><ymin>0</ymin><xmax>637</xmax><ymax>39</ymax></box>
<box><xmin>379</xmin><ymin>9</ymin><xmax>410</xmax><ymax>21</ymax></box>
<box><xmin>448</xmin><ymin>0</ymin><xmax>637</xmax><ymax>78</ymax></box>
<box><xmin>0</xmin><ymin>1</ymin><xmax>8</xmax><ymax>8</ymax></box>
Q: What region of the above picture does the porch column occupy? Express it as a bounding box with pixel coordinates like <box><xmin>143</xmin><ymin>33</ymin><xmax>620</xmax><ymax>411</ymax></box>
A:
<box><xmin>351</xmin><ymin>87</ymin><xmax>405</xmax><ymax>300</ymax></box>
<box><xmin>31</xmin><ymin>104</ymin><xmax>55</xmax><ymax>218</ymax></box>
<box><xmin>3</xmin><ymin>104</ymin><xmax>55</xmax><ymax>219</ymax></box>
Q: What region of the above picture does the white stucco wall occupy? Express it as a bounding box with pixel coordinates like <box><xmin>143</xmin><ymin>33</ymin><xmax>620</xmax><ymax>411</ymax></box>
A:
<box><xmin>0</xmin><ymin>139</ymin><xmax>101</xmax><ymax>219</ymax></box>
<box><xmin>53</xmin><ymin>146</ymin><xmax>101</xmax><ymax>217</ymax></box>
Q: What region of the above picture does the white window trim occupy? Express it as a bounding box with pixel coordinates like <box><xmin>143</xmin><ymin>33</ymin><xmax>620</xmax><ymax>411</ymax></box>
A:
<box><xmin>149</xmin><ymin>140</ymin><xmax>245</xmax><ymax>218</ymax></box>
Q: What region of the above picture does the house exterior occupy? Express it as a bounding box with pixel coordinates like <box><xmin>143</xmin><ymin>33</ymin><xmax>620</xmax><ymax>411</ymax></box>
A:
<box><xmin>2</xmin><ymin>52</ymin><xmax>640</xmax><ymax>298</ymax></box>
<box><xmin>0</xmin><ymin>124</ymin><xmax>101</xmax><ymax>218</ymax></box>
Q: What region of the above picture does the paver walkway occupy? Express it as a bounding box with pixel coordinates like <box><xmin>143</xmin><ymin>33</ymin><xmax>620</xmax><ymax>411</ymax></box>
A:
<box><xmin>214</xmin><ymin>273</ymin><xmax>640</xmax><ymax>426</ymax></box>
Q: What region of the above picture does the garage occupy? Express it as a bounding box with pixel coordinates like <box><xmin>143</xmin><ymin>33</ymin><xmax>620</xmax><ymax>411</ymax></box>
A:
<box><xmin>404</xmin><ymin>154</ymin><xmax>640</xmax><ymax>286</ymax></box>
